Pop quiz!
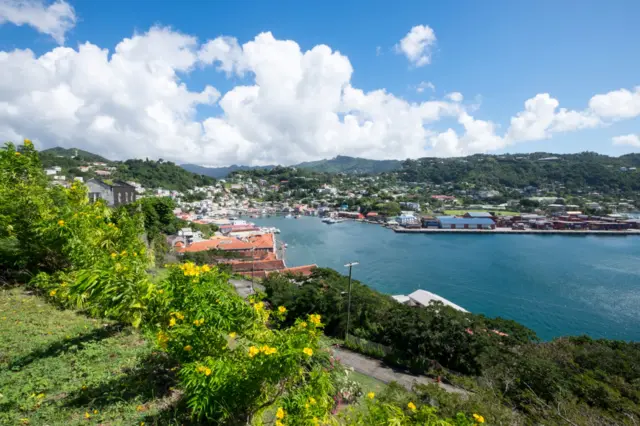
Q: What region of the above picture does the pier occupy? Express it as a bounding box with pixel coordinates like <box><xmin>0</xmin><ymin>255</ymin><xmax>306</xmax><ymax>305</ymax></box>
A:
<box><xmin>393</xmin><ymin>228</ymin><xmax>640</xmax><ymax>235</ymax></box>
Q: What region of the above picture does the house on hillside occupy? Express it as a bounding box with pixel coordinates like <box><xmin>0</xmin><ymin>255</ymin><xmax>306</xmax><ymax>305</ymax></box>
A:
<box><xmin>86</xmin><ymin>179</ymin><xmax>137</xmax><ymax>207</ymax></box>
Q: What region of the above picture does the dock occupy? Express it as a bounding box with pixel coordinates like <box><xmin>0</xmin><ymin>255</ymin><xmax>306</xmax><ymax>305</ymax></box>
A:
<box><xmin>393</xmin><ymin>228</ymin><xmax>640</xmax><ymax>235</ymax></box>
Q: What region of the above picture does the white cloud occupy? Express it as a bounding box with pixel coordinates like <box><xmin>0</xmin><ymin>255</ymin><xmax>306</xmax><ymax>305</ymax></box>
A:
<box><xmin>589</xmin><ymin>87</ymin><xmax>640</xmax><ymax>119</ymax></box>
<box><xmin>445</xmin><ymin>92</ymin><xmax>463</xmax><ymax>102</ymax></box>
<box><xmin>1</xmin><ymin>24</ymin><xmax>639</xmax><ymax>166</ymax></box>
<box><xmin>612</xmin><ymin>134</ymin><xmax>640</xmax><ymax>147</ymax></box>
<box><xmin>375</xmin><ymin>46</ymin><xmax>382</xmax><ymax>56</ymax></box>
<box><xmin>0</xmin><ymin>0</ymin><xmax>76</xmax><ymax>44</ymax></box>
<box><xmin>416</xmin><ymin>81</ymin><xmax>435</xmax><ymax>93</ymax></box>
<box><xmin>506</xmin><ymin>93</ymin><xmax>600</xmax><ymax>143</ymax></box>
<box><xmin>396</xmin><ymin>24</ymin><xmax>436</xmax><ymax>67</ymax></box>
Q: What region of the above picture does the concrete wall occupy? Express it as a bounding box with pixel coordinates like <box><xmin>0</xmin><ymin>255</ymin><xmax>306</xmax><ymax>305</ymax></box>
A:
<box><xmin>86</xmin><ymin>179</ymin><xmax>114</xmax><ymax>205</ymax></box>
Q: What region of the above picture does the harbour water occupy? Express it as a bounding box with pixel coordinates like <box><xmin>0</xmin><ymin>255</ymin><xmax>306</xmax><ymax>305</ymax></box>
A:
<box><xmin>252</xmin><ymin>216</ymin><xmax>640</xmax><ymax>341</ymax></box>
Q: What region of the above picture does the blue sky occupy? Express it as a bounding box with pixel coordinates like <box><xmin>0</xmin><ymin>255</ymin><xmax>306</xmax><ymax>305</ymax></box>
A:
<box><xmin>0</xmin><ymin>0</ymin><xmax>639</xmax><ymax>165</ymax></box>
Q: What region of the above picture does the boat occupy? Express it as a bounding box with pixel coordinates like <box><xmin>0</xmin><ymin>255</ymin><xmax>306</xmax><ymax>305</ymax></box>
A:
<box><xmin>323</xmin><ymin>217</ymin><xmax>344</xmax><ymax>224</ymax></box>
<box><xmin>294</xmin><ymin>215</ymin><xmax>300</xmax><ymax>219</ymax></box>
<box><xmin>285</xmin><ymin>214</ymin><xmax>293</xmax><ymax>218</ymax></box>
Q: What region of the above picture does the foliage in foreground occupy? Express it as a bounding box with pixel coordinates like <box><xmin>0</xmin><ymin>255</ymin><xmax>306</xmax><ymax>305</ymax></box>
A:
<box><xmin>1</xmin><ymin>141</ymin><xmax>477</xmax><ymax>425</ymax></box>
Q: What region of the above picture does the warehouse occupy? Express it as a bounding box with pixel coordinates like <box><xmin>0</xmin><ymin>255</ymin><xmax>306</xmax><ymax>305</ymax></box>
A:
<box><xmin>437</xmin><ymin>216</ymin><xmax>496</xmax><ymax>230</ymax></box>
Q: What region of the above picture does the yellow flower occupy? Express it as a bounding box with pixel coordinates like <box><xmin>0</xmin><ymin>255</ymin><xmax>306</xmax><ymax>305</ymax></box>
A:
<box><xmin>60</xmin><ymin>282</ymin><xmax>67</xmax><ymax>287</ymax></box>
<box><xmin>174</xmin><ymin>312</ymin><xmax>184</xmax><ymax>320</ymax></box>
<box><xmin>473</xmin><ymin>414</ymin><xmax>485</xmax><ymax>423</ymax></box>
<box><xmin>204</xmin><ymin>368</ymin><xmax>212</xmax><ymax>376</ymax></box>
<box><xmin>275</xmin><ymin>422</ymin><xmax>283</xmax><ymax>426</ymax></box>
<box><xmin>136</xmin><ymin>404</ymin><xmax>145</xmax><ymax>411</ymax></box>
<box><xmin>276</xmin><ymin>407</ymin><xmax>285</xmax><ymax>419</ymax></box>
<box><xmin>49</xmin><ymin>290</ymin><xmax>57</xmax><ymax>297</ymax></box>
<box><xmin>407</xmin><ymin>401</ymin><xmax>417</xmax><ymax>411</ymax></box>
<box><xmin>183</xmin><ymin>345</ymin><xmax>192</xmax><ymax>351</ymax></box>
<box><xmin>93</xmin><ymin>409</ymin><xmax>98</xmax><ymax>414</ymax></box>
<box><xmin>24</xmin><ymin>139</ymin><xmax>32</xmax><ymax>146</ymax></box>
<box><xmin>193</xmin><ymin>318</ymin><xmax>204</xmax><ymax>326</ymax></box>
<box><xmin>84</xmin><ymin>412</ymin><xmax>91</xmax><ymax>419</ymax></box>
<box><xmin>36</xmin><ymin>393</ymin><xmax>45</xmax><ymax>399</ymax></box>
<box><xmin>367</xmin><ymin>392</ymin><xmax>375</xmax><ymax>399</ymax></box>
<box><xmin>248</xmin><ymin>346</ymin><xmax>260</xmax><ymax>357</ymax></box>
<box><xmin>309</xmin><ymin>314</ymin><xmax>321</xmax><ymax>325</ymax></box>
<box><xmin>229</xmin><ymin>332</ymin><xmax>237</xmax><ymax>339</ymax></box>
<box><xmin>15</xmin><ymin>152</ymin><xmax>21</xmax><ymax>156</ymax></box>
<box><xmin>309</xmin><ymin>397</ymin><xmax>316</xmax><ymax>405</ymax></box>
<box><xmin>300</xmin><ymin>321</ymin><xmax>307</xmax><ymax>328</ymax></box>
<box><xmin>202</xmin><ymin>264</ymin><xmax>211</xmax><ymax>272</ymax></box>
<box><xmin>253</xmin><ymin>301</ymin><xmax>264</xmax><ymax>310</ymax></box>
<box><xmin>111</xmin><ymin>253</ymin><xmax>117</xmax><ymax>258</ymax></box>
<box><xmin>58</xmin><ymin>220</ymin><xmax>65</xmax><ymax>227</ymax></box>
<box><xmin>157</xmin><ymin>289</ymin><xmax>164</xmax><ymax>294</ymax></box>
<box><xmin>169</xmin><ymin>318</ymin><xmax>176</xmax><ymax>327</ymax></box>
<box><xmin>303</xmin><ymin>347</ymin><xmax>313</xmax><ymax>357</ymax></box>
<box><xmin>133</xmin><ymin>252</ymin><xmax>137</xmax><ymax>257</ymax></box>
<box><xmin>278</xmin><ymin>306</ymin><xmax>287</xmax><ymax>314</ymax></box>
<box><xmin>120</xmin><ymin>250</ymin><xmax>127</xmax><ymax>256</ymax></box>
<box><xmin>312</xmin><ymin>418</ymin><xmax>319</xmax><ymax>425</ymax></box>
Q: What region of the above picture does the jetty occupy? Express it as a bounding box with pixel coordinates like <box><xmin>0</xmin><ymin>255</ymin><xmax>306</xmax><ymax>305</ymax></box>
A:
<box><xmin>393</xmin><ymin>228</ymin><xmax>640</xmax><ymax>235</ymax></box>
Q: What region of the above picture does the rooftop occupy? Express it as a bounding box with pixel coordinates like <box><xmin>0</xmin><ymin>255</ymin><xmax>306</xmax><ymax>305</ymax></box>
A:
<box><xmin>408</xmin><ymin>289</ymin><xmax>468</xmax><ymax>312</ymax></box>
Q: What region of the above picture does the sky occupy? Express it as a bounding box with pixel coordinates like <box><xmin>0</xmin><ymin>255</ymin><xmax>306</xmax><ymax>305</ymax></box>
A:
<box><xmin>0</xmin><ymin>0</ymin><xmax>639</xmax><ymax>166</ymax></box>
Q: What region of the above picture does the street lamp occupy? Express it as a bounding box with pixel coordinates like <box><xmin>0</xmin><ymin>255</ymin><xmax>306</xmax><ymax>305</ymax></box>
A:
<box><xmin>344</xmin><ymin>261</ymin><xmax>359</xmax><ymax>342</ymax></box>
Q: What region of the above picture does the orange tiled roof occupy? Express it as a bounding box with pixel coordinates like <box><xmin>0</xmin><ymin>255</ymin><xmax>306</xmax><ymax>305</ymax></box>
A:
<box><xmin>266</xmin><ymin>264</ymin><xmax>317</xmax><ymax>277</ymax></box>
<box><xmin>176</xmin><ymin>237</ymin><xmax>254</xmax><ymax>253</ymax></box>
<box><xmin>231</xmin><ymin>259</ymin><xmax>285</xmax><ymax>272</ymax></box>
<box><xmin>247</xmin><ymin>233</ymin><xmax>275</xmax><ymax>250</ymax></box>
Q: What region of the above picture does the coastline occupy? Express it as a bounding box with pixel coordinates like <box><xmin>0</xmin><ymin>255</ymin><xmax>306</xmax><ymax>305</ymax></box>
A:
<box><xmin>393</xmin><ymin>227</ymin><xmax>640</xmax><ymax>235</ymax></box>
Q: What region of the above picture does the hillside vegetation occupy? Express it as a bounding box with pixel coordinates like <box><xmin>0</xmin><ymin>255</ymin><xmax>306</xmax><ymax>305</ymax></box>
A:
<box><xmin>264</xmin><ymin>268</ymin><xmax>640</xmax><ymax>425</ymax></box>
<box><xmin>39</xmin><ymin>147</ymin><xmax>215</xmax><ymax>191</ymax></box>
<box><xmin>398</xmin><ymin>152</ymin><xmax>640</xmax><ymax>193</ymax></box>
<box><xmin>1</xmin><ymin>140</ymin><xmax>477</xmax><ymax>425</ymax></box>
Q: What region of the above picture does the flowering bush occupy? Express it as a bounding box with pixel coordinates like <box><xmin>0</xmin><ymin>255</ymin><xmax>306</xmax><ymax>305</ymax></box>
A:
<box><xmin>148</xmin><ymin>262</ymin><xmax>336</xmax><ymax>423</ymax></box>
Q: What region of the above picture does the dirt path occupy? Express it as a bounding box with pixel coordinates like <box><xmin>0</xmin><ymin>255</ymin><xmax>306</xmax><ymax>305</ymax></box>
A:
<box><xmin>331</xmin><ymin>346</ymin><xmax>469</xmax><ymax>396</ymax></box>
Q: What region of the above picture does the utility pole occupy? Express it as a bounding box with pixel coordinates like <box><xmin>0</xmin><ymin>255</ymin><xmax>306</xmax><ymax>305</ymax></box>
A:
<box><xmin>251</xmin><ymin>246</ymin><xmax>255</xmax><ymax>292</ymax></box>
<box><xmin>344</xmin><ymin>261</ymin><xmax>359</xmax><ymax>342</ymax></box>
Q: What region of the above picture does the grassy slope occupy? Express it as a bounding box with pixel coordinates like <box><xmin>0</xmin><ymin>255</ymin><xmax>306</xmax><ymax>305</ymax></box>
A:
<box><xmin>0</xmin><ymin>288</ymin><xmax>182</xmax><ymax>425</ymax></box>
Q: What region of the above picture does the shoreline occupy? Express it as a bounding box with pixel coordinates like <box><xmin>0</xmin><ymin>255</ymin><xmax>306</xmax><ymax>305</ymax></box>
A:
<box><xmin>393</xmin><ymin>227</ymin><xmax>640</xmax><ymax>235</ymax></box>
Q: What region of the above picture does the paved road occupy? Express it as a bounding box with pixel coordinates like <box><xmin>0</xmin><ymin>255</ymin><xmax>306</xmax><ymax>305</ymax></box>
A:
<box><xmin>230</xmin><ymin>279</ymin><xmax>265</xmax><ymax>299</ymax></box>
<box><xmin>331</xmin><ymin>347</ymin><xmax>469</xmax><ymax>396</ymax></box>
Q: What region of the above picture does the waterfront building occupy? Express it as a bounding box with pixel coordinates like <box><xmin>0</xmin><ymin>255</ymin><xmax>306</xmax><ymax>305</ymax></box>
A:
<box><xmin>437</xmin><ymin>216</ymin><xmax>496</xmax><ymax>230</ymax></box>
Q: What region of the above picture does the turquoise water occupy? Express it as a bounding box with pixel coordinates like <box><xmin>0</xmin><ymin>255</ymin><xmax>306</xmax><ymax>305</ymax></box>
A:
<box><xmin>251</xmin><ymin>216</ymin><xmax>640</xmax><ymax>341</ymax></box>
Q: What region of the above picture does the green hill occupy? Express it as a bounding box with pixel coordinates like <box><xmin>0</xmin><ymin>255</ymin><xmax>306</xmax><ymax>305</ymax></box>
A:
<box><xmin>181</xmin><ymin>155</ymin><xmax>402</xmax><ymax>177</ymax></box>
<box><xmin>398</xmin><ymin>152</ymin><xmax>640</xmax><ymax>192</ymax></box>
<box><xmin>41</xmin><ymin>147</ymin><xmax>111</xmax><ymax>163</ymax></box>
<box><xmin>295</xmin><ymin>155</ymin><xmax>402</xmax><ymax>174</ymax></box>
<box><xmin>39</xmin><ymin>147</ymin><xmax>215</xmax><ymax>191</ymax></box>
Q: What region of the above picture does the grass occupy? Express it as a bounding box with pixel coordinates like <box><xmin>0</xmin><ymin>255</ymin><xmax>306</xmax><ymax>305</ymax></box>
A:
<box><xmin>443</xmin><ymin>209</ymin><xmax>520</xmax><ymax>216</ymax></box>
<box><xmin>349</xmin><ymin>371</ymin><xmax>387</xmax><ymax>395</ymax></box>
<box><xmin>0</xmin><ymin>287</ymin><xmax>185</xmax><ymax>425</ymax></box>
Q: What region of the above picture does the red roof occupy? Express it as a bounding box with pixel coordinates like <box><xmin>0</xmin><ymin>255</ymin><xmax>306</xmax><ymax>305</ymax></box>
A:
<box><xmin>247</xmin><ymin>233</ymin><xmax>275</xmax><ymax>250</ymax></box>
<box><xmin>266</xmin><ymin>264</ymin><xmax>317</xmax><ymax>277</ymax></box>
<box><xmin>366</xmin><ymin>212</ymin><xmax>378</xmax><ymax>217</ymax></box>
<box><xmin>177</xmin><ymin>237</ymin><xmax>254</xmax><ymax>253</ymax></box>
<box><xmin>230</xmin><ymin>259</ymin><xmax>285</xmax><ymax>272</ymax></box>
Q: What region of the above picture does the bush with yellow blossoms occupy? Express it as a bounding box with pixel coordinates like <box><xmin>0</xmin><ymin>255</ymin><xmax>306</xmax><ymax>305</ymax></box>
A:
<box><xmin>151</xmin><ymin>262</ymin><xmax>335</xmax><ymax>423</ymax></box>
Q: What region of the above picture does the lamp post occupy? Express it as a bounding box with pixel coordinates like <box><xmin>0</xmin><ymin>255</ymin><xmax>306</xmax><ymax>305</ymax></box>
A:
<box><xmin>344</xmin><ymin>261</ymin><xmax>359</xmax><ymax>342</ymax></box>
